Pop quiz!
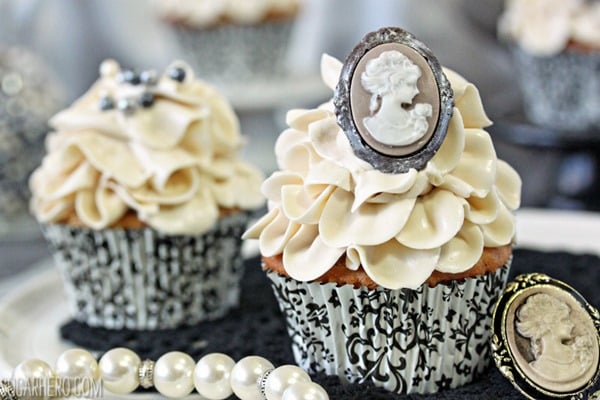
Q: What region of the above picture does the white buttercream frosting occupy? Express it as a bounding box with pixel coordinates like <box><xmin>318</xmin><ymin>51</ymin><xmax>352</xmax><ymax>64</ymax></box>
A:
<box><xmin>499</xmin><ymin>0</ymin><xmax>600</xmax><ymax>56</ymax></box>
<box><xmin>244</xmin><ymin>54</ymin><xmax>521</xmax><ymax>290</ymax></box>
<box><xmin>155</xmin><ymin>0</ymin><xmax>299</xmax><ymax>27</ymax></box>
<box><xmin>30</xmin><ymin>60</ymin><xmax>264</xmax><ymax>234</ymax></box>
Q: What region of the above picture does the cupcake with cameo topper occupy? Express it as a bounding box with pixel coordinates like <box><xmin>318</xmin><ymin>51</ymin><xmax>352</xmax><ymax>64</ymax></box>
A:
<box><xmin>498</xmin><ymin>0</ymin><xmax>600</xmax><ymax>133</ymax></box>
<box><xmin>244</xmin><ymin>27</ymin><xmax>522</xmax><ymax>394</ymax></box>
<box><xmin>30</xmin><ymin>59</ymin><xmax>264</xmax><ymax>330</ymax></box>
<box><xmin>155</xmin><ymin>0</ymin><xmax>301</xmax><ymax>85</ymax></box>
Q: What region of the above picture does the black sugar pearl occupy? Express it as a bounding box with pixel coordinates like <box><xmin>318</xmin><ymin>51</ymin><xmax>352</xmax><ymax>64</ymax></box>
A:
<box><xmin>139</xmin><ymin>92</ymin><xmax>155</xmax><ymax>108</ymax></box>
<box><xmin>99</xmin><ymin>96</ymin><xmax>115</xmax><ymax>111</ymax></box>
<box><xmin>121</xmin><ymin>69</ymin><xmax>141</xmax><ymax>85</ymax></box>
<box><xmin>169</xmin><ymin>67</ymin><xmax>186</xmax><ymax>82</ymax></box>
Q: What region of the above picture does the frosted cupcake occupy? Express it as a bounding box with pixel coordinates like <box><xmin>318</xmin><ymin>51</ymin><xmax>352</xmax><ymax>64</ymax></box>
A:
<box><xmin>30</xmin><ymin>59</ymin><xmax>264</xmax><ymax>330</ymax></box>
<box><xmin>498</xmin><ymin>0</ymin><xmax>600</xmax><ymax>132</ymax></box>
<box><xmin>156</xmin><ymin>0</ymin><xmax>300</xmax><ymax>85</ymax></box>
<box><xmin>244</xmin><ymin>28</ymin><xmax>521</xmax><ymax>394</ymax></box>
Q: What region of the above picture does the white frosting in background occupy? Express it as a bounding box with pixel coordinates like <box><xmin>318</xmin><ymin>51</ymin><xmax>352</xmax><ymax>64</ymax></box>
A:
<box><xmin>572</xmin><ymin>2</ymin><xmax>600</xmax><ymax>48</ymax></box>
<box><xmin>155</xmin><ymin>0</ymin><xmax>299</xmax><ymax>27</ymax></box>
<box><xmin>244</xmin><ymin>54</ymin><xmax>522</xmax><ymax>290</ymax></box>
<box><xmin>30</xmin><ymin>60</ymin><xmax>264</xmax><ymax>235</ymax></box>
<box><xmin>499</xmin><ymin>0</ymin><xmax>600</xmax><ymax>56</ymax></box>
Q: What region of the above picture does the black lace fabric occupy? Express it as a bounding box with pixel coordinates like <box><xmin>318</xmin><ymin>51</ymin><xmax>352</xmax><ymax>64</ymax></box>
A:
<box><xmin>61</xmin><ymin>249</ymin><xmax>600</xmax><ymax>399</ymax></box>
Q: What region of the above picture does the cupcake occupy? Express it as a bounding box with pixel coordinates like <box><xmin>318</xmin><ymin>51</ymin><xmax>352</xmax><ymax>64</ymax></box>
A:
<box><xmin>244</xmin><ymin>27</ymin><xmax>522</xmax><ymax>394</ymax></box>
<box><xmin>0</xmin><ymin>47</ymin><xmax>63</xmax><ymax>233</ymax></box>
<box><xmin>30</xmin><ymin>59</ymin><xmax>264</xmax><ymax>330</ymax></box>
<box><xmin>498</xmin><ymin>0</ymin><xmax>600</xmax><ymax>132</ymax></box>
<box><xmin>156</xmin><ymin>0</ymin><xmax>301</xmax><ymax>85</ymax></box>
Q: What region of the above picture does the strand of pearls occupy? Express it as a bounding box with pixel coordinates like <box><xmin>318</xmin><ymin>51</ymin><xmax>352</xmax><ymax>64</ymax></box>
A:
<box><xmin>2</xmin><ymin>348</ymin><xmax>329</xmax><ymax>400</ymax></box>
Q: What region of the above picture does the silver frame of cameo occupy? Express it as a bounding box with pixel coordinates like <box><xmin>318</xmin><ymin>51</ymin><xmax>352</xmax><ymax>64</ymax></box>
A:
<box><xmin>333</xmin><ymin>27</ymin><xmax>453</xmax><ymax>174</ymax></box>
<box><xmin>492</xmin><ymin>273</ymin><xmax>600</xmax><ymax>399</ymax></box>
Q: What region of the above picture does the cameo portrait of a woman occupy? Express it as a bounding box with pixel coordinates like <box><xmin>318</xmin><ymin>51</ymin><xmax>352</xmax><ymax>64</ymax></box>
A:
<box><xmin>360</xmin><ymin>50</ymin><xmax>433</xmax><ymax>147</ymax></box>
<box><xmin>516</xmin><ymin>293</ymin><xmax>594</xmax><ymax>384</ymax></box>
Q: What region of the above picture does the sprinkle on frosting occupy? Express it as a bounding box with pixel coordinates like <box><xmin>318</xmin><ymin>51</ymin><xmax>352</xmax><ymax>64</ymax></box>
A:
<box><xmin>243</xmin><ymin>54</ymin><xmax>521</xmax><ymax>290</ymax></box>
<box><xmin>499</xmin><ymin>0</ymin><xmax>600</xmax><ymax>56</ymax></box>
<box><xmin>30</xmin><ymin>59</ymin><xmax>264</xmax><ymax>234</ymax></box>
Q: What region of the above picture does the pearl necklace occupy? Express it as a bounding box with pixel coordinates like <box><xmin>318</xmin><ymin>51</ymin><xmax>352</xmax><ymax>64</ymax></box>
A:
<box><xmin>1</xmin><ymin>348</ymin><xmax>329</xmax><ymax>400</ymax></box>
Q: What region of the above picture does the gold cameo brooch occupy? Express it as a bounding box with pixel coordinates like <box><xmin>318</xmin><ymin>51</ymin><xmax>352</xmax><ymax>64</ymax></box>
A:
<box><xmin>333</xmin><ymin>27</ymin><xmax>453</xmax><ymax>173</ymax></box>
<box><xmin>492</xmin><ymin>273</ymin><xmax>600</xmax><ymax>399</ymax></box>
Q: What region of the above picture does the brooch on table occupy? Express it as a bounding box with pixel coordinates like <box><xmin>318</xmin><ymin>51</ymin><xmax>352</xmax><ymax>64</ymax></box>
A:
<box><xmin>492</xmin><ymin>273</ymin><xmax>600</xmax><ymax>399</ymax></box>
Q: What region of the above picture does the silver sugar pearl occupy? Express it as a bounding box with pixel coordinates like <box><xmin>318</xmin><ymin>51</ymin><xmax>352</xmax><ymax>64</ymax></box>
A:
<box><xmin>117</xmin><ymin>98</ymin><xmax>136</xmax><ymax>115</ymax></box>
<box><xmin>140</xmin><ymin>70</ymin><xmax>158</xmax><ymax>85</ymax></box>
<box><xmin>121</xmin><ymin>69</ymin><xmax>141</xmax><ymax>85</ymax></box>
<box><xmin>99</xmin><ymin>96</ymin><xmax>115</xmax><ymax>111</ymax></box>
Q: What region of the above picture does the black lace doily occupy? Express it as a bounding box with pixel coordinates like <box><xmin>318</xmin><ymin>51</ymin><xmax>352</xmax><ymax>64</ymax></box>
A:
<box><xmin>61</xmin><ymin>249</ymin><xmax>600</xmax><ymax>399</ymax></box>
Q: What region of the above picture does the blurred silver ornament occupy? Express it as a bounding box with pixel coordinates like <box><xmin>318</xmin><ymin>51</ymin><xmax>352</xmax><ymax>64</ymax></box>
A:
<box><xmin>0</xmin><ymin>46</ymin><xmax>64</xmax><ymax>224</ymax></box>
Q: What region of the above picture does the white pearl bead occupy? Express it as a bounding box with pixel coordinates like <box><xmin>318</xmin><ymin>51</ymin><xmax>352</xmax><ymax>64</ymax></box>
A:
<box><xmin>98</xmin><ymin>348</ymin><xmax>141</xmax><ymax>394</ymax></box>
<box><xmin>12</xmin><ymin>359</ymin><xmax>54</xmax><ymax>398</ymax></box>
<box><xmin>55</xmin><ymin>349</ymin><xmax>100</xmax><ymax>396</ymax></box>
<box><xmin>230</xmin><ymin>356</ymin><xmax>274</xmax><ymax>400</ymax></box>
<box><xmin>154</xmin><ymin>352</ymin><xmax>195</xmax><ymax>398</ymax></box>
<box><xmin>194</xmin><ymin>353</ymin><xmax>235</xmax><ymax>400</ymax></box>
<box><xmin>100</xmin><ymin>59</ymin><xmax>120</xmax><ymax>77</ymax></box>
<box><xmin>264</xmin><ymin>365</ymin><xmax>311</xmax><ymax>400</ymax></box>
<box><xmin>282</xmin><ymin>382</ymin><xmax>329</xmax><ymax>400</ymax></box>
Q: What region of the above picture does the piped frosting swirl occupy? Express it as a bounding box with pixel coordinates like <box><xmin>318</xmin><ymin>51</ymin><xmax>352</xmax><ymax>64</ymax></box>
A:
<box><xmin>244</xmin><ymin>55</ymin><xmax>521</xmax><ymax>290</ymax></box>
<box><xmin>30</xmin><ymin>60</ymin><xmax>264</xmax><ymax>235</ymax></box>
<box><xmin>499</xmin><ymin>0</ymin><xmax>600</xmax><ymax>56</ymax></box>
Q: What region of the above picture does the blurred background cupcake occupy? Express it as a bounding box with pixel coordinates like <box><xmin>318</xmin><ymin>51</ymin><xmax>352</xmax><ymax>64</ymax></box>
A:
<box><xmin>0</xmin><ymin>47</ymin><xmax>63</xmax><ymax>238</ymax></box>
<box><xmin>29</xmin><ymin>59</ymin><xmax>264</xmax><ymax>330</ymax></box>
<box><xmin>155</xmin><ymin>0</ymin><xmax>302</xmax><ymax>86</ymax></box>
<box><xmin>498</xmin><ymin>0</ymin><xmax>600</xmax><ymax>133</ymax></box>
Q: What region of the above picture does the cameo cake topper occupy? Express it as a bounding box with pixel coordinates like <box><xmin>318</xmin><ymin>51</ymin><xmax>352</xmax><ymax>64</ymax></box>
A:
<box><xmin>492</xmin><ymin>273</ymin><xmax>600</xmax><ymax>399</ymax></box>
<box><xmin>333</xmin><ymin>27</ymin><xmax>453</xmax><ymax>174</ymax></box>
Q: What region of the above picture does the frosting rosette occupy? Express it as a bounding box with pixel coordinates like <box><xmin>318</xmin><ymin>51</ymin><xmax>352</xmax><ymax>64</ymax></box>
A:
<box><xmin>499</xmin><ymin>0</ymin><xmax>600</xmax><ymax>56</ymax></box>
<box><xmin>30</xmin><ymin>60</ymin><xmax>264</xmax><ymax>235</ymax></box>
<box><xmin>155</xmin><ymin>0</ymin><xmax>300</xmax><ymax>28</ymax></box>
<box><xmin>244</xmin><ymin>55</ymin><xmax>521</xmax><ymax>290</ymax></box>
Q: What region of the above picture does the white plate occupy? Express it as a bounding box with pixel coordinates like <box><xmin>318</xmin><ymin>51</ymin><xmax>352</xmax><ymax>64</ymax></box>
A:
<box><xmin>516</xmin><ymin>208</ymin><xmax>600</xmax><ymax>254</ymax></box>
<box><xmin>0</xmin><ymin>208</ymin><xmax>599</xmax><ymax>393</ymax></box>
<box><xmin>0</xmin><ymin>262</ymin><xmax>70</xmax><ymax>375</ymax></box>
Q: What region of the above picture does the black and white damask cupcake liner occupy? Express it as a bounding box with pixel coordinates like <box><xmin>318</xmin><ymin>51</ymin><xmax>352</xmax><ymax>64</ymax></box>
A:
<box><xmin>511</xmin><ymin>46</ymin><xmax>600</xmax><ymax>133</ymax></box>
<box><xmin>267</xmin><ymin>259</ymin><xmax>511</xmax><ymax>394</ymax></box>
<box><xmin>173</xmin><ymin>20</ymin><xmax>293</xmax><ymax>85</ymax></box>
<box><xmin>41</xmin><ymin>212</ymin><xmax>251</xmax><ymax>330</ymax></box>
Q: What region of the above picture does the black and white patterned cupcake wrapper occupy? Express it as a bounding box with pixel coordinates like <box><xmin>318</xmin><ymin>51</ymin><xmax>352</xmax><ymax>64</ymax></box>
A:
<box><xmin>41</xmin><ymin>212</ymin><xmax>251</xmax><ymax>330</ymax></box>
<box><xmin>173</xmin><ymin>20</ymin><xmax>294</xmax><ymax>85</ymax></box>
<box><xmin>511</xmin><ymin>46</ymin><xmax>600</xmax><ymax>133</ymax></box>
<box><xmin>267</xmin><ymin>259</ymin><xmax>511</xmax><ymax>394</ymax></box>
